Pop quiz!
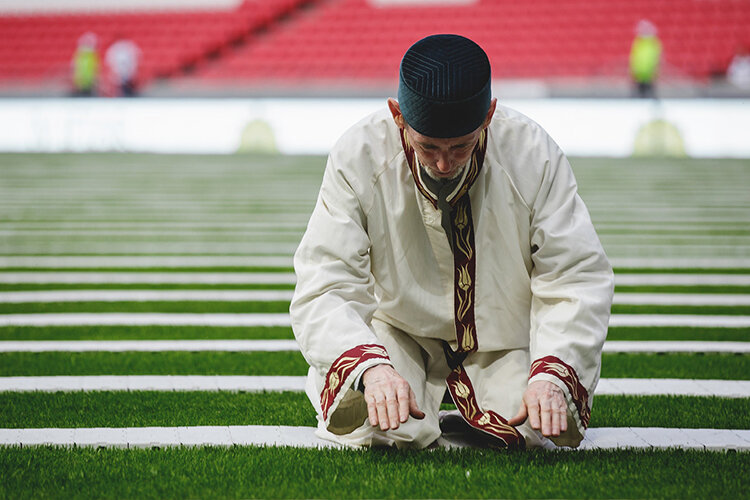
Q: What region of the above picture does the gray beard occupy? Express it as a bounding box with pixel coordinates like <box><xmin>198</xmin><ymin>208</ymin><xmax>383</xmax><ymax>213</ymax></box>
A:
<box><xmin>421</xmin><ymin>163</ymin><xmax>466</xmax><ymax>181</ymax></box>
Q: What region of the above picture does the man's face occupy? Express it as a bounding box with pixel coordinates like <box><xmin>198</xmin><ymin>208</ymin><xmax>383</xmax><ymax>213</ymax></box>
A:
<box><xmin>404</xmin><ymin>124</ymin><xmax>482</xmax><ymax>180</ymax></box>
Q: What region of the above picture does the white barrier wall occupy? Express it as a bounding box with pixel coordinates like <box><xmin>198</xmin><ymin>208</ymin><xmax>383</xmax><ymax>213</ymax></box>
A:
<box><xmin>0</xmin><ymin>98</ymin><xmax>748</xmax><ymax>157</ymax></box>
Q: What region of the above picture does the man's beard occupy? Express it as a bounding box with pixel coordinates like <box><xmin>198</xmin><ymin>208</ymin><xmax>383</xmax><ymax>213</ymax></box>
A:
<box><xmin>422</xmin><ymin>163</ymin><xmax>467</xmax><ymax>181</ymax></box>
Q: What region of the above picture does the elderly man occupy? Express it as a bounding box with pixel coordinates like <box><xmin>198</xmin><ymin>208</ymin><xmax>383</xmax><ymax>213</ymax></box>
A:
<box><xmin>290</xmin><ymin>34</ymin><xmax>613</xmax><ymax>449</ymax></box>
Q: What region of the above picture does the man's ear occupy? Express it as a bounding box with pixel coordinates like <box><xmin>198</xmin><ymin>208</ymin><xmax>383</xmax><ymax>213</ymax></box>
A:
<box><xmin>387</xmin><ymin>98</ymin><xmax>405</xmax><ymax>129</ymax></box>
<box><xmin>483</xmin><ymin>98</ymin><xmax>497</xmax><ymax>128</ymax></box>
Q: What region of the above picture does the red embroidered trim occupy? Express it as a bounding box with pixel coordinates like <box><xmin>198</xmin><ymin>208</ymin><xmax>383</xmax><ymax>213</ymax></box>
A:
<box><xmin>446</xmin><ymin>364</ymin><xmax>525</xmax><ymax>449</ymax></box>
<box><xmin>320</xmin><ymin>344</ymin><xmax>390</xmax><ymax>420</ymax></box>
<box><xmin>452</xmin><ymin>197</ymin><xmax>478</xmax><ymax>352</ymax></box>
<box><xmin>529</xmin><ymin>356</ymin><xmax>591</xmax><ymax>428</ymax></box>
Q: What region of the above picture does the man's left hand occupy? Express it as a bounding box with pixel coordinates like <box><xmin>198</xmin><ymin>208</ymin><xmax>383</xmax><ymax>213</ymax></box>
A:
<box><xmin>507</xmin><ymin>380</ymin><xmax>567</xmax><ymax>437</ymax></box>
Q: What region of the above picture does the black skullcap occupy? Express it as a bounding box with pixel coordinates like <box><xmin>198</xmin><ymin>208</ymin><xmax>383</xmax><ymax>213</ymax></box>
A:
<box><xmin>398</xmin><ymin>34</ymin><xmax>491</xmax><ymax>138</ymax></box>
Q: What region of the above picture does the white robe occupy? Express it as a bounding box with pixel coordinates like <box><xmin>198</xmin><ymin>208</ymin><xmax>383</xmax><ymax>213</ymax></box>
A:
<box><xmin>290</xmin><ymin>104</ymin><xmax>614</xmax><ymax>448</ymax></box>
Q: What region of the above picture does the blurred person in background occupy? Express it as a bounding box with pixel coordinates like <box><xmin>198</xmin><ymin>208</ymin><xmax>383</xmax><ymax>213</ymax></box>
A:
<box><xmin>727</xmin><ymin>44</ymin><xmax>750</xmax><ymax>90</ymax></box>
<box><xmin>291</xmin><ymin>34</ymin><xmax>614</xmax><ymax>451</ymax></box>
<box><xmin>70</xmin><ymin>32</ymin><xmax>100</xmax><ymax>97</ymax></box>
<box><xmin>629</xmin><ymin>19</ymin><xmax>662</xmax><ymax>98</ymax></box>
<box><xmin>105</xmin><ymin>36</ymin><xmax>141</xmax><ymax>97</ymax></box>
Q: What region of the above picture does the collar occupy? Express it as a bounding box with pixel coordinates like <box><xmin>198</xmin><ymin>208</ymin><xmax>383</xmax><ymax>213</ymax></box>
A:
<box><xmin>400</xmin><ymin>128</ymin><xmax>488</xmax><ymax>209</ymax></box>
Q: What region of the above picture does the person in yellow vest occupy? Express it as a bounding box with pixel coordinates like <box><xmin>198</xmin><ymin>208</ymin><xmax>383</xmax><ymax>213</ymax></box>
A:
<box><xmin>71</xmin><ymin>32</ymin><xmax>100</xmax><ymax>97</ymax></box>
<box><xmin>629</xmin><ymin>20</ymin><xmax>662</xmax><ymax>98</ymax></box>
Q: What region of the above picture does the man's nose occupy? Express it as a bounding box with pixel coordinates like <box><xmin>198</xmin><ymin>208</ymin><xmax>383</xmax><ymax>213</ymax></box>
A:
<box><xmin>436</xmin><ymin>152</ymin><xmax>451</xmax><ymax>172</ymax></box>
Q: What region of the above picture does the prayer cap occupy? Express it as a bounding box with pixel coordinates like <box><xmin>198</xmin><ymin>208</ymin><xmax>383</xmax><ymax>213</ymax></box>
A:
<box><xmin>398</xmin><ymin>34</ymin><xmax>491</xmax><ymax>138</ymax></box>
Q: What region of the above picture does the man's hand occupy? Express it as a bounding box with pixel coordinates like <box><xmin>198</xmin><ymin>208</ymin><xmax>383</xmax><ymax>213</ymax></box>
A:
<box><xmin>362</xmin><ymin>364</ymin><xmax>425</xmax><ymax>431</ymax></box>
<box><xmin>507</xmin><ymin>380</ymin><xmax>568</xmax><ymax>437</ymax></box>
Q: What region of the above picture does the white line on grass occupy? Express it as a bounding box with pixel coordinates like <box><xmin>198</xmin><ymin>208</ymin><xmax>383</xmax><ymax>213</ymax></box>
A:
<box><xmin>1</xmin><ymin>376</ymin><xmax>748</xmax><ymax>397</ymax></box>
<box><xmin>0</xmin><ymin>340</ymin><xmax>746</xmax><ymax>354</ymax></box>
<box><xmin>0</xmin><ymin>290</ymin><xmax>295</xmax><ymax>303</ymax></box>
<box><xmin>0</xmin><ymin>256</ymin><xmax>295</xmax><ymax>268</ymax></box>
<box><xmin>3</xmin><ymin>272</ymin><xmax>748</xmax><ymax>286</ymax></box>
<box><xmin>0</xmin><ymin>290</ymin><xmax>747</xmax><ymax>306</ymax></box>
<box><xmin>610</xmin><ymin>258</ymin><xmax>750</xmax><ymax>269</ymax></box>
<box><xmin>1</xmin><ymin>313</ymin><xmax>749</xmax><ymax>327</ymax></box>
<box><xmin>0</xmin><ymin>425</ymin><xmax>748</xmax><ymax>451</ymax></box>
<box><xmin>615</xmin><ymin>274</ymin><xmax>750</xmax><ymax>286</ymax></box>
<box><xmin>0</xmin><ymin>273</ymin><xmax>297</xmax><ymax>284</ymax></box>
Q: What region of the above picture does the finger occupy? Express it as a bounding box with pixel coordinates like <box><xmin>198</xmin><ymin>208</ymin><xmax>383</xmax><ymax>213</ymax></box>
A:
<box><xmin>397</xmin><ymin>384</ymin><xmax>410</xmax><ymax>423</ymax></box>
<box><xmin>551</xmin><ymin>406</ymin><xmax>561</xmax><ymax>436</ymax></box>
<box><xmin>527</xmin><ymin>397</ymin><xmax>541</xmax><ymax>431</ymax></box>
<box><xmin>366</xmin><ymin>395</ymin><xmax>378</xmax><ymax>427</ymax></box>
<box><xmin>507</xmin><ymin>403</ymin><xmax>528</xmax><ymax>426</ymax></box>
<box><xmin>540</xmin><ymin>399</ymin><xmax>552</xmax><ymax>436</ymax></box>
<box><xmin>386</xmin><ymin>393</ymin><xmax>401</xmax><ymax>430</ymax></box>
<box><xmin>375</xmin><ymin>396</ymin><xmax>390</xmax><ymax>431</ymax></box>
<box><xmin>408</xmin><ymin>387</ymin><xmax>425</xmax><ymax>419</ymax></box>
<box><xmin>560</xmin><ymin>407</ymin><xmax>568</xmax><ymax>433</ymax></box>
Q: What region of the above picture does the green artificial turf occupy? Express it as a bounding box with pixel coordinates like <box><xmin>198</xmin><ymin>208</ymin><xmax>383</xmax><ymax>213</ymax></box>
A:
<box><xmin>600</xmin><ymin>352</ymin><xmax>750</xmax><ymax>380</ymax></box>
<box><xmin>610</xmin><ymin>304</ymin><xmax>750</xmax><ymax>316</ymax></box>
<box><xmin>0</xmin><ymin>351</ymin><xmax>309</xmax><ymax>376</ymax></box>
<box><xmin>0</xmin><ymin>325</ymin><xmax>295</xmax><ymax>341</ymax></box>
<box><xmin>0</xmin><ymin>392</ymin><xmax>747</xmax><ymax>430</ymax></box>
<box><xmin>605</xmin><ymin>326</ymin><xmax>749</xmax><ymax>341</ymax></box>
<box><xmin>0</xmin><ymin>301</ymin><xmax>291</xmax><ymax>314</ymax></box>
<box><xmin>615</xmin><ymin>285</ymin><xmax>750</xmax><ymax>294</ymax></box>
<box><xmin>0</xmin><ymin>446</ymin><xmax>747</xmax><ymax>499</ymax></box>
<box><xmin>1</xmin><ymin>352</ymin><xmax>747</xmax><ymax>379</ymax></box>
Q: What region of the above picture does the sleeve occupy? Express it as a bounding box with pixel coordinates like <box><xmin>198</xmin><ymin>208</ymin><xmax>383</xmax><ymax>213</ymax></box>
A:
<box><xmin>526</xmin><ymin>132</ymin><xmax>615</xmax><ymax>447</ymax></box>
<box><xmin>290</xmin><ymin>150</ymin><xmax>391</xmax><ymax>435</ymax></box>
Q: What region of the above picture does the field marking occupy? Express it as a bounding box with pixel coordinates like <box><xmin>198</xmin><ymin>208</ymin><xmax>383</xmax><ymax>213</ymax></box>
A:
<box><xmin>0</xmin><ymin>256</ymin><xmax>295</xmax><ymax>268</ymax></box>
<box><xmin>1</xmin><ymin>376</ymin><xmax>748</xmax><ymax>397</ymax></box>
<box><xmin>0</xmin><ymin>290</ymin><xmax>295</xmax><ymax>303</ymax></box>
<box><xmin>2</xmin><ymin>272</ymin><xmax>749</xmax><ymax>286</ymax></box>
<box><xmin>612</xmin><ymin>293</ymin><xmax>750</xmax><ymax>306</ymax></box>
<box><xmin>2</xmin><ymin>290</ymin><xmax>747</xmax><ymax>306</ymax></box>
<box><xmin>609</xmin><ymin>315</ymin><xmax>750</xmax><ymax>327</ymax></box>
<box><xmin>0</xmin><ymin>425</ymin><xmax>748</xmax><ymax>451</ymax></box>
<box><xmin>615</xmin><ymin>274</ymin><xmax>750</xmax><ymax>286</ymax></box>
<box><xmin>1</xmin><ymin>313</ymin><xmax>749</xmax><ymax>327</ymax></box>
<box><xmin>0</xmin><ymin>272</ymin><xmax>297</xmax><ymax>284</ymax></box>
<box><xmin>610</xmin><ymin>258</ymin><xmax>750</xmax><ymax>269</ymax></box>
<box><xmin>0</xmin><ymin>340</ymin><xmax>747</xmax><ymax>354</ymax></box>
<box><xmin>1</xmin><ymin>256</ymin><xmax>749</xmax><ymax>270</ymax></box>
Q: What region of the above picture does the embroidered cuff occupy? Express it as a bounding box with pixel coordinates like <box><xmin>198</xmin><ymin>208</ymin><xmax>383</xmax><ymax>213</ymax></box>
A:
<box><xmin>320</xmin><ymin>344</ymin><xmax>390</xmax><ymax>420</ymax></box>
<box><xmin>529</xmin><ymin>356</ymin><xmax>591</xmax><ymax>428</ymax></box>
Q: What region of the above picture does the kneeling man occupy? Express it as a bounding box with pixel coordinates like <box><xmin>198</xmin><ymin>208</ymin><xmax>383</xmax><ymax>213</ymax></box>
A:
<box><xmin>290</xmin><ymin>34</ymin><xmax>614</xmax><ymax>449</ymax></box>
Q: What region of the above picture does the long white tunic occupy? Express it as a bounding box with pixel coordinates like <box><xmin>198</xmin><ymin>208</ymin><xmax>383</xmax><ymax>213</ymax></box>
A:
<box><xmin>290</xmin><ymin>104</ymin><xmax>614</xmax><ymax>448</ymax></box>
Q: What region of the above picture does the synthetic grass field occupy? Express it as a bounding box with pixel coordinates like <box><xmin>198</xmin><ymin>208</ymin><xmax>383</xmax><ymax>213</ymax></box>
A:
<box><xmin>1</xmin><ymin>153</ymin><xmax>749</xmax><ymax>499</ymax></box>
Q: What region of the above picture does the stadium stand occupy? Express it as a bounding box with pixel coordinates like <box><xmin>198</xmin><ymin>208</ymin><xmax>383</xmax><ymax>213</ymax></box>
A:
<box><xmin>1</xmin><ymin>0</ymin><xmax>749</xmax><ymax>93</ymax></box>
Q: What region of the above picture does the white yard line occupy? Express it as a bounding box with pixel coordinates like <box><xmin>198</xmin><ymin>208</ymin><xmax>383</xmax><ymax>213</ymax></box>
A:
<box><xmin>615</xmin><ymin>274</ymin><xmax>750</xmax><ymax>286</ymax></box>
<box><xmin>610</xmin><ymin>258</ymin><xmax>750</xmax><ymax>269</ymax></box>
<box><xmin>612</xmin><ymin>293</ymin><xmax>750</xmax><ymax>306</ymax></box>
<box><xmin>1</xmin><ymin>376</ymin><xmax>748</xmax><ymax>397</ymax></box>
<box><xmin>2</xmin><ymin>272</ymin><xmax>748</xmax><ymax>286</ymax></box>
<box><xmin>0</xmin><ymin>340</ymin><xmax>300</xmax><ymax>352</ymax></box>
<box><xmin>1</xmin><ymin>313</ymin><xmax>749</xmax><ymax>327</ymax></box>
<box><xmin>0</xmin><ymin>256</ymin><xmax>295</xmax><ymax>268</ymax></box>
<box><xmin>0</xmin><ymin>290</ymin><xmax>747</xmax><ymax>306</ymax></box>
<box><xmin>0</xmin><ymin>272</ymin><xmax>297</xmax><ymax>284</ymax></box>
<box><xmin>0</xmin><ymin>290</ymin><xmax>295</xmax><ymax>303</ymax></box>
<box><xmin>0</xmin><ymin>313</ymin><xmax>292</xmax><ymax>327</ymax></box>
<box><xmin>0</xmin><ymin>340</ymin><xmax>746</xmax><ymax>354</ymax></box>
<box><xmin>609</xmin><ymin>315</ymin><xmax>750</xmax><ymax>327</ymax></box>
<box><xmin>0</xmin><ymin>425</ymin><xmax>747</xmax><ymax>451</ymax></box>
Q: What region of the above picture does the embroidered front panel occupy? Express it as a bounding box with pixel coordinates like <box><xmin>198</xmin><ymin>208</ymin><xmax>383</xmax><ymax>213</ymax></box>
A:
<box><xmin>399</xmin><ymin>127</ymin><xmax>487</xmax><ymax>352</ymax></box>
<box><xmin>320</xmin><ymin>344</ymin><xmax>390</xmax><ymax>420</ymax></box>
<box><xmin>451</xmin><ymin>197</ymin><xmax>478</xmax><ymax>352</ymax></box>
<box><xmin>529</xmin><ymin>355</ymin><xmax>591</xmax><ymax>427</ymax></box>
<box><xmin>446</xmin><ymin>363</ymin><xmax>525</xmax><ymax>449</ymax></box>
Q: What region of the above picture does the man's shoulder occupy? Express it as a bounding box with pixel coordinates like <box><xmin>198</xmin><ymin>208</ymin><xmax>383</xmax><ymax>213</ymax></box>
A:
<box><xmin>329</xmin><ymin>107</ymin><xmax>404</xmax><ymax>175</ymax></box>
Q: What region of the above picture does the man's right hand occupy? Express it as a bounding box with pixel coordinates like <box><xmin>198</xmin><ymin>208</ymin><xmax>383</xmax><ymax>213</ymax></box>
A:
<box><xmin>362</xmin><ymin>364</ymin><xmax>425</xmax><ymax>431</ymax></box>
